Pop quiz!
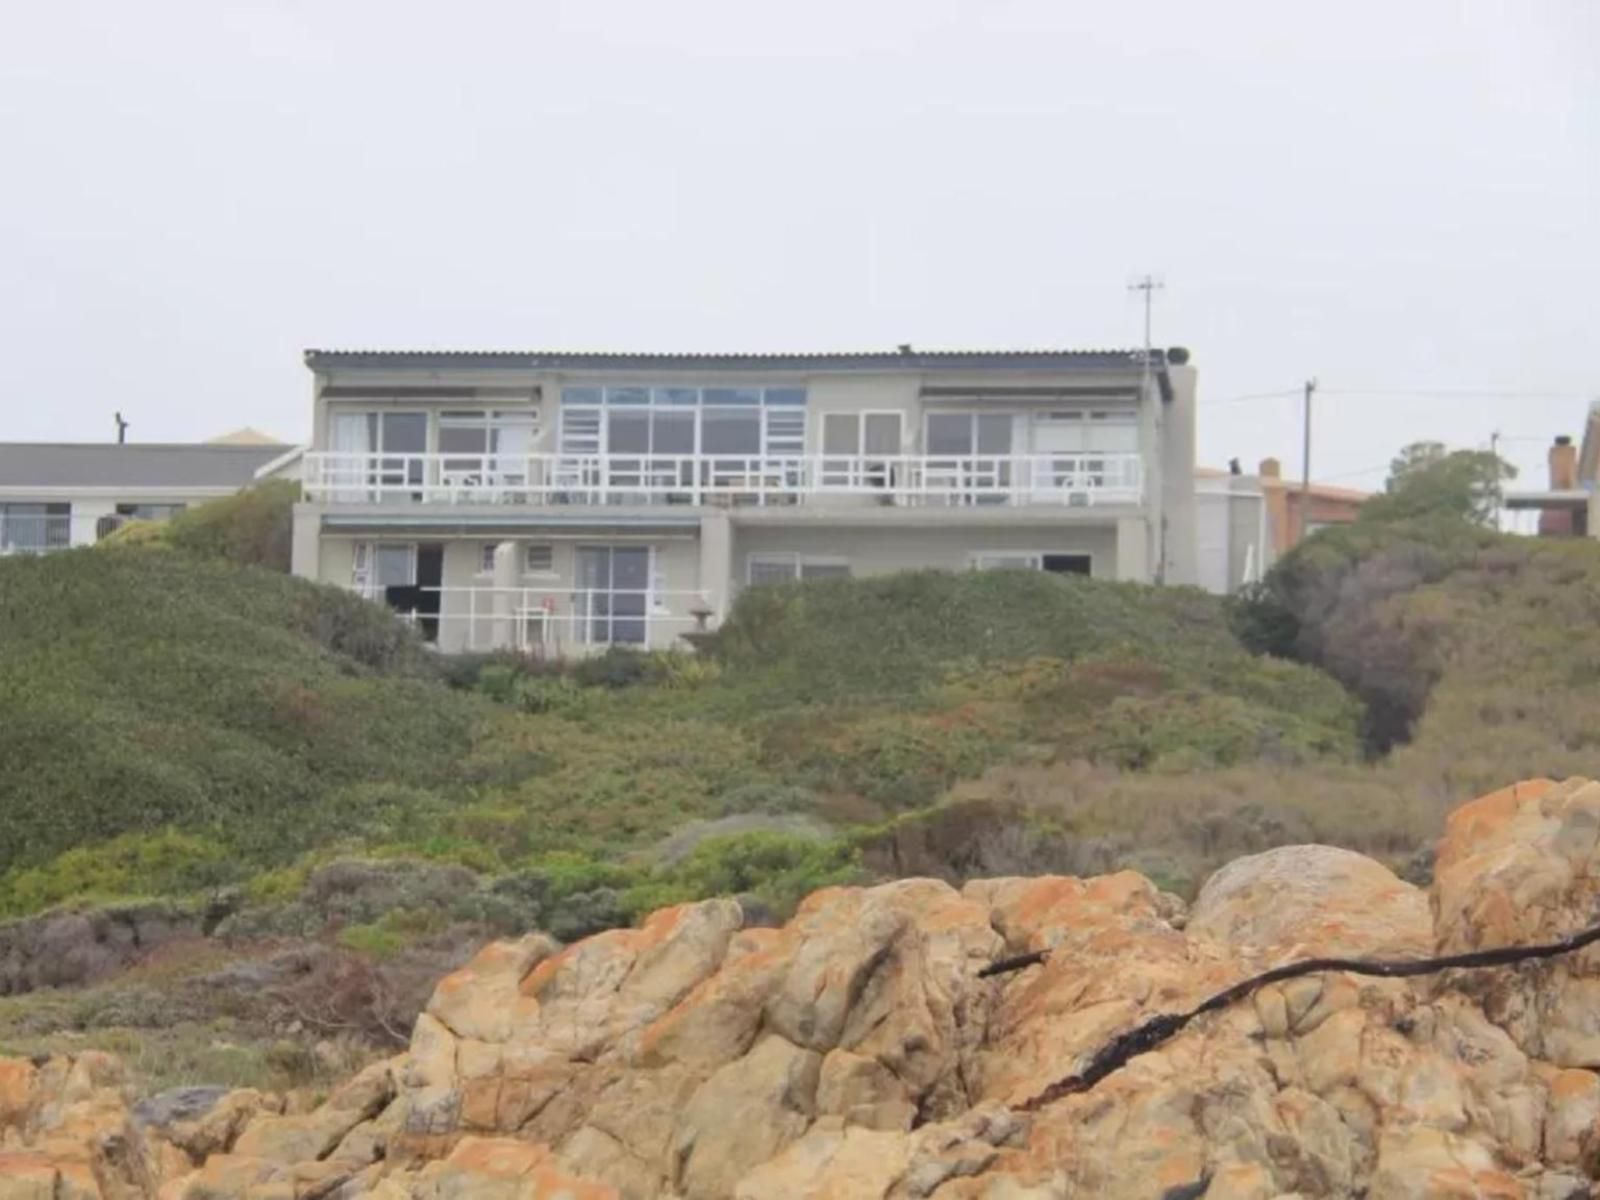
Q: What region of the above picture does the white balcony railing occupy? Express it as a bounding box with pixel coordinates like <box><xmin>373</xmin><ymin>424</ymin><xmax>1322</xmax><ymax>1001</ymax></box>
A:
<box><xmin>352</xmin><ymin>584</ymin><xmax>708</xmax><ymax>654</ymax></box>
<box><xmin>303</xmin><ymin>452</ymin><xmax>1143</xmax><ymax>508</ymax></box>
<box><xmin>0</xmin><ymin>515</ymin><xmax>73</xmax><ymax>555</ymax></box>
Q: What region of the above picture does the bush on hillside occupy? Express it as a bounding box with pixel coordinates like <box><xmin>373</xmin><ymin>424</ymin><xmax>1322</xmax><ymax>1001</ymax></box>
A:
<box><xmin>0</xmin><ymin>551</ymin><xmax>474</xmax><ymax>879</ymax></box>
<box><xmin>103</xmin><ymin>481</ymin><xmax>298</xmax><ymax>571</ymax></box>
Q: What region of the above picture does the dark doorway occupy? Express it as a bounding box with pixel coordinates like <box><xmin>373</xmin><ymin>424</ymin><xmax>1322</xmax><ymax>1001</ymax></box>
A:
<box><xmin>414</xmin><ymin>543</ymin><xmax>444</xmax><ymax>642</ymax></box>
<box><xmin>1042</xmin><ymin>554</ymin><xmax>1092</xmax><ymax>577</ymax></box>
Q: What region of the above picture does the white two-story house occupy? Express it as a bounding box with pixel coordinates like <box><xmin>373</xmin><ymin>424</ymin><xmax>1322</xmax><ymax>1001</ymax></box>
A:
<box><xmin>290</xmin><ymin>347</ymin><xmax>1199</xmax><ymax>653</ymax></box>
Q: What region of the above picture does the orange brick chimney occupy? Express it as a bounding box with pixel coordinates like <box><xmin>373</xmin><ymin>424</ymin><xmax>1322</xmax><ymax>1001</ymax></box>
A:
<box><xmin>1550</xmin><ymin>436</ymin><xmax>1577</xmax><ymax>490</ymax></box>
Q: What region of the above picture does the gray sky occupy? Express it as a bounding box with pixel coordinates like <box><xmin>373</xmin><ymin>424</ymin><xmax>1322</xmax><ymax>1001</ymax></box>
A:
<box><xmin>2</xmin><ymin>1</ymin><xmax>1595</xmax><ymax>495</ymax></box>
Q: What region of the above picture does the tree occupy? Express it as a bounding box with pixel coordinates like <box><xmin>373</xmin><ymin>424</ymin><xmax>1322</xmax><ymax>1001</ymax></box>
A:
<box><xmin>1359</xmin><ymin>441</ymin><xmax>1516</xmax><ymax>527</ymax></box>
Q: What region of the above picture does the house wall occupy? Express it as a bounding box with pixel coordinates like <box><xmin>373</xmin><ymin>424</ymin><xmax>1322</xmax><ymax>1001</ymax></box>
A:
<box><xmin>1160</xmin><ymin>364</ymin><xmax>1199</xmax><ymax>586</ymax></box>
<box><xmin>730</xmin><ymin>522</ymin><xmax>1120</xmax><ymax>589</ymax></box>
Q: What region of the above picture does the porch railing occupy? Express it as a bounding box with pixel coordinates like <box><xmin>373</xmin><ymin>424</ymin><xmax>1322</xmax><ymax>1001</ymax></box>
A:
<box><xmin>0</xmin><ymin>514</ymin><xmax>73</xmax><ymax>555</ymax></box>
<box><xmin>352</xmin><ymin>584</ymin><xmax>708</xmax><ymax>654</ymax></box>
<box><xmin>303</xmin><ymin>452</ymin><xmax>1143</xmax><ymax>508</ymax></box>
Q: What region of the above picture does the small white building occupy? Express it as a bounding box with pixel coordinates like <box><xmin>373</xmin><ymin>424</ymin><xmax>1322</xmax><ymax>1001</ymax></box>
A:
<box><xmin>0</xmin><ymin>436</ymin><xmax>295</xmax><ymax>553</ymax></box>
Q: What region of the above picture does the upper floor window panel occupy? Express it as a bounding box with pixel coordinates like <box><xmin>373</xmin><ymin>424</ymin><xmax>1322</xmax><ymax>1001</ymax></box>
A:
<box><xmin>559</xmin><ymin>386</ymin><xmax>806</xmax><ymax>408</ymax></box>
<box><xmin>560</xmin><ymin>385</ymin><xmax>807</xmax><ymax>459</ymax></box>
<box><xmin>1032</xmin><ymin>409</ymin><xmax>1138</xmax><ymax>453</ymax></box>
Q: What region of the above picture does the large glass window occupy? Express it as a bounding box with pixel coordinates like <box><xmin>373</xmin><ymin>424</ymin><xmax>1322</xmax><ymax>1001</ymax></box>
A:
<box><xmin>558</xmin><ymin>385</ymin><xmax>807</xmax><ymax>460</ymax></box>
<box><xmin>927</xmin><ymin>412</ymin><xmax>1012</xmax><ymax>455</ymax></box>
<box><xmin>331</xmin><ymin>410</ymin><xmax>428</xmax><ymax>489</ymax></box>
<box><xmin>438</xmin><ymin>410</ymin><xmax>538</xmax><ymax>482</ymax></box>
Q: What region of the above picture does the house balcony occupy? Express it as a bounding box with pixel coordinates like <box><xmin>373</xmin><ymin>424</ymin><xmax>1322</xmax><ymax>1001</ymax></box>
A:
<box><xmin>301</xmin><ymin>452</ymin><xmax>1144</xmax><ymax>510</ymax></box>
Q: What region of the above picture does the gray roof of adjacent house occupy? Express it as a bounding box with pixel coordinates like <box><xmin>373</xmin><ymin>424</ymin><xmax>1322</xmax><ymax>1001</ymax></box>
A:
<box><xmin>0</xmin><ymin>443</ymin><xmax>289</xmax><ymax>489</ymax></box>
<box><xmin>304</xmin><ymin>347</ymin><xmax>1190</xmax><ymax>373</ymax></box>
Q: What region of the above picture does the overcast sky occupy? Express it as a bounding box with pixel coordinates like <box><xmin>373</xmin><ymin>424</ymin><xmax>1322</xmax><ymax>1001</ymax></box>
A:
<box><xmin>2</xmin><ymin>1</ymin><xmax>1595</xmax><ymax>496</ymax></box>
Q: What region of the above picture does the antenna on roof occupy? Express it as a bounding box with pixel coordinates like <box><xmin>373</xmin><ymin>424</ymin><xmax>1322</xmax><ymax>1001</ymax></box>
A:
<box><xmin>114</xmin><ymin>412</ymin><xmax>130</xmax><ymax>445</ymax></box>
<box><xmin>1127</xmin><ymin>274</ymin><xmax>1165</xmax><ymax>364</ymax></box>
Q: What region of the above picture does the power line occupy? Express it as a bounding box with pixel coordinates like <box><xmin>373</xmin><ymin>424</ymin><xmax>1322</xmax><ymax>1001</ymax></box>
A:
<box><xmin>1314</xmin><ymin>462</ymin><xmax>1389</xmax><ymax>484</ymax></box>
<box><xmin>1318</xmin><ymin>387</ymin><xmax>1591</xmax><ymax>399</ymax></box>
<box><xmin>1202</xmin><ymin>387</ymin><xmax>1302</xmax><ymax>406</ymax></box>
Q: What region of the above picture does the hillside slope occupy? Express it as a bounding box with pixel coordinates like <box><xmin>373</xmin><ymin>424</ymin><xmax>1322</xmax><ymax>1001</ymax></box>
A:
<box><xmin>0</xmin><ymin>550</ymin><xmax>487</xmax><ymax>883</ymax></box>
<box><xmin>0</xmin><ymin>551</ymin><xmax>1359</xmax><ymax>920</ymax></box>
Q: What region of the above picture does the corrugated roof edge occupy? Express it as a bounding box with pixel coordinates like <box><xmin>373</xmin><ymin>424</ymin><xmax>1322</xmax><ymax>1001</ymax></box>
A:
<box><xmin>0</xmin><ymin>442</ymin><xmax>289</xmax><ymax>451</ymax></box>
<box><xmin>303</xmin><ymin>347</ymin><xmax>1186</xmax><ymax>371</ymax></box>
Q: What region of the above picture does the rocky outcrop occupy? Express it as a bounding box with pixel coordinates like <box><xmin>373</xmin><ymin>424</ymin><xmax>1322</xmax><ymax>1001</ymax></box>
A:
<box><xmin>4</xmin><ymin>776</ymin><xmax>1600</xmax><ymax>1198</ymax></box>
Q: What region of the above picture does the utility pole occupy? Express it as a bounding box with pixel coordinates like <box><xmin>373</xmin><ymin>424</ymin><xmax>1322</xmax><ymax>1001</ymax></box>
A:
<box><xmin>1489</xmin><ymin>430</ymin><xmax>1502</xmax><ymax>531</ymax></box>
<box><xmin>1299</xmin><ymin>379</ymin><xmax>1317</xmax><ymax>543</ymax></box>
<box><xmin>1128</xmin><ymin>275</ymin><xmax>1166</xmax><ymax>580</ymax></box>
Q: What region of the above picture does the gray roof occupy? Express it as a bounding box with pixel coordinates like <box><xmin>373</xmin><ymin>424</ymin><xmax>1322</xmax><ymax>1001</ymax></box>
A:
<box><xmin>0</xmin><ymin>443</ymin><xmax>289</xmax><ymax>489</ymax></box>
<box><xmin>305</xmin><ymin>347</ymin><xmax>1189</xmax><ymax>373</ymax></box>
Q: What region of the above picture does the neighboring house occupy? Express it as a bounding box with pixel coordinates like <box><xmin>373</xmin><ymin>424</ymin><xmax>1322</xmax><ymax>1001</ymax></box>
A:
<box><xmin>1503</xmin><ymin>403</ymin><xmax>1600</xmax><ymax>537</ymax></box>
<box><xmin>0</xmin><ymin>439</ymin><xmax>291</xmax><ymax>553</ymax></box>
<box><xmin>1194</xmin><ymin>466</ymin><xmax>1270</xmax><ymax>595</ymax></box>
<box><xmin>1191</xmin><ymin>458</ymin><xmax>1369</xmax><ymax>594</ymax></box>
<box><xmin>290</xmin><ymin>346</ymin><xmax>1200</xmax><ymax>653</ymax></box>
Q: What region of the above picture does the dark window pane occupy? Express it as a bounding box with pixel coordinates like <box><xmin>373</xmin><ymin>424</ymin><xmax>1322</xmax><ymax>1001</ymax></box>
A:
<box><xmin>927</xmin><ymin>413</ymin><xmax>972</xmax><ymax>455</ymax></box>
<box><xmin>764</xmin><ymin>388</ymin><xmax>807</xmax><ymax>406</ymax></box>
<box><xmin>652</xmin><ymin>411</ymin><xmax>695</xmax><ymax>454</ymax></box>
<box><xmin>822</xmin><ymin>413</ymin><xmax>859</xmax><ymax>455</ymax></box>
<box><xmin>655</xmin><ymin>387</ymin><xmax>700</xmax><ymax>406</ymax></box>
<box><xmin>608</xmin><ymin>411</ymin><xmax>650</xmax><ymax>454</ymax></box>
<box><xmin>380</xmin><ymin>412</ymin><xmax>427</xmax><ymax>454</ymax></box>
<box><xmin>703</xmin><ymin>387</ymin><xmax>760</xmax><ymax>406</ymax></box>
<box><xmin>702</xmin><ymin>410</ymin><xmax>760</xmax><ymax>454</ymax></box>
<box><xmin>438</xmin><ymin>425</ymin><xmax>488</xmax><ymax>455</ymax></box>
<box><xmin>976</xmin><ymin>414</ymin><xmax>1012</xmax><ymax>454</ymax></box>
<box><xmin>562</xmin><ymin>387</ymin><xmax>603</xmax><ymax>405</ymax></box>
<box><xmin>606</xmin><ymin>387</ymin><xmax>649</xmax><ymax>406</ymax></box>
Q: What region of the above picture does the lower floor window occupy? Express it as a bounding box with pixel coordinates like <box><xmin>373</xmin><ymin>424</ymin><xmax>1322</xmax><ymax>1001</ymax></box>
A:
<box><xmin>0</xmin><ymin>503</ymin><xmax>70</xmax><ymax>551</ymax></box>
<box><xmin>747</xmin><ymin>553</ymin><xmax>852</xmax><ymax>585</ymax></box>
<box><xmin>971</xmin><ymin>552</ymin><xmax>1091</xmax><ymax>576</ymax></box>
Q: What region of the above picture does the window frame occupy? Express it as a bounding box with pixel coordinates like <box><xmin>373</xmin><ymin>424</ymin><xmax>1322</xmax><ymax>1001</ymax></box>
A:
<box><xmin>524</xmin><ymin>542</ymin><xmax>556</xmax><ymax>576</ymax></box>
<box><xmin>746</xmin><ymin>552</ymin><xmax>852</xmax><ymax>585</ymax></box>
<box><xmin>969</xmin><ymin>550</ymin><xmax>1095</xmax><ymax>576</ymax></box>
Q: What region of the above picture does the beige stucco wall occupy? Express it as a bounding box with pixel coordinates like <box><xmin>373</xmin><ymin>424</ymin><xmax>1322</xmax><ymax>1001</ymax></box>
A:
<box><xmin>1159</xmin><ymin>363</ymin><xmax>1198</xmax><ymax>586</ymax></box>
<box><xmin>730</xmin><ymin>522</ymin><xmax>1120</xmax><ymax>590</ymax></box>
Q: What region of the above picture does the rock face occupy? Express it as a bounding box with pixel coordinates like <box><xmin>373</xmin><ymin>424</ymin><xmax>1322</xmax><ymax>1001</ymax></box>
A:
<box><xmin>4</xmin><ymin>776</ymin><xmax>1600</xmax><ymax>1198</ymax></box>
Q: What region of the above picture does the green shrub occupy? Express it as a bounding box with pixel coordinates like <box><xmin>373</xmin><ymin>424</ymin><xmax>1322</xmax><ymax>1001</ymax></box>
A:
<box><xmin>102</xmin><ymin>481</ymin><xmax>298</xmax><ymax>571</ymax></box>
<box><xmin>0</xmin><ymin>831</ymin><xmax>233</xmax><ymax>916</ymax></box>
<box><xmin>622</xmin><ymin>832</ymin><xmax>860</xmax><ymax>920</ymax></box>
<box><xmin>0</xmin><ymin>552</ymin><xmax>479</xmax><ymax>888</ymax></box>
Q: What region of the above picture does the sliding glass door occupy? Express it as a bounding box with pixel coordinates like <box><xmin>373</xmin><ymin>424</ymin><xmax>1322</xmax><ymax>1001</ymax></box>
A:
<box><xmin>925</xmin><ymin>412</ymin><xmax>1013</xmax><ymax>502</ymax></box>
<box><xmin>575</xmin><ymin>546</ymin><xmax>650</xmax><ymax>646</ymax></box>
<box><xmin>330</xmin><ymin>411</ymin><xmax>427</xmax><ymax>497</ymax></box>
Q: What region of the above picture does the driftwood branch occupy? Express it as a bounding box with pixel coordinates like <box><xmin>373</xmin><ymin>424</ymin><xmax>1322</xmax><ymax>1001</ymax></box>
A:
<box><xmin>977</xmin><ymin>919</ymin><xmax>1600</xmax><ymax>1113</ymax></box>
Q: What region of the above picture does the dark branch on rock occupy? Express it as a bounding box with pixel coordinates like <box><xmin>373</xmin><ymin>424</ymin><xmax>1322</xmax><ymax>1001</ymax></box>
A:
<box><xmin>977</xmin><ymin>949</ymin><xmax>1050</xmax><ymax>978</ymax></box>
<box><xmin>1013</xmin><ymin>918</ymin><xmax>1600</xmax><ymax>1112</ymax></box>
